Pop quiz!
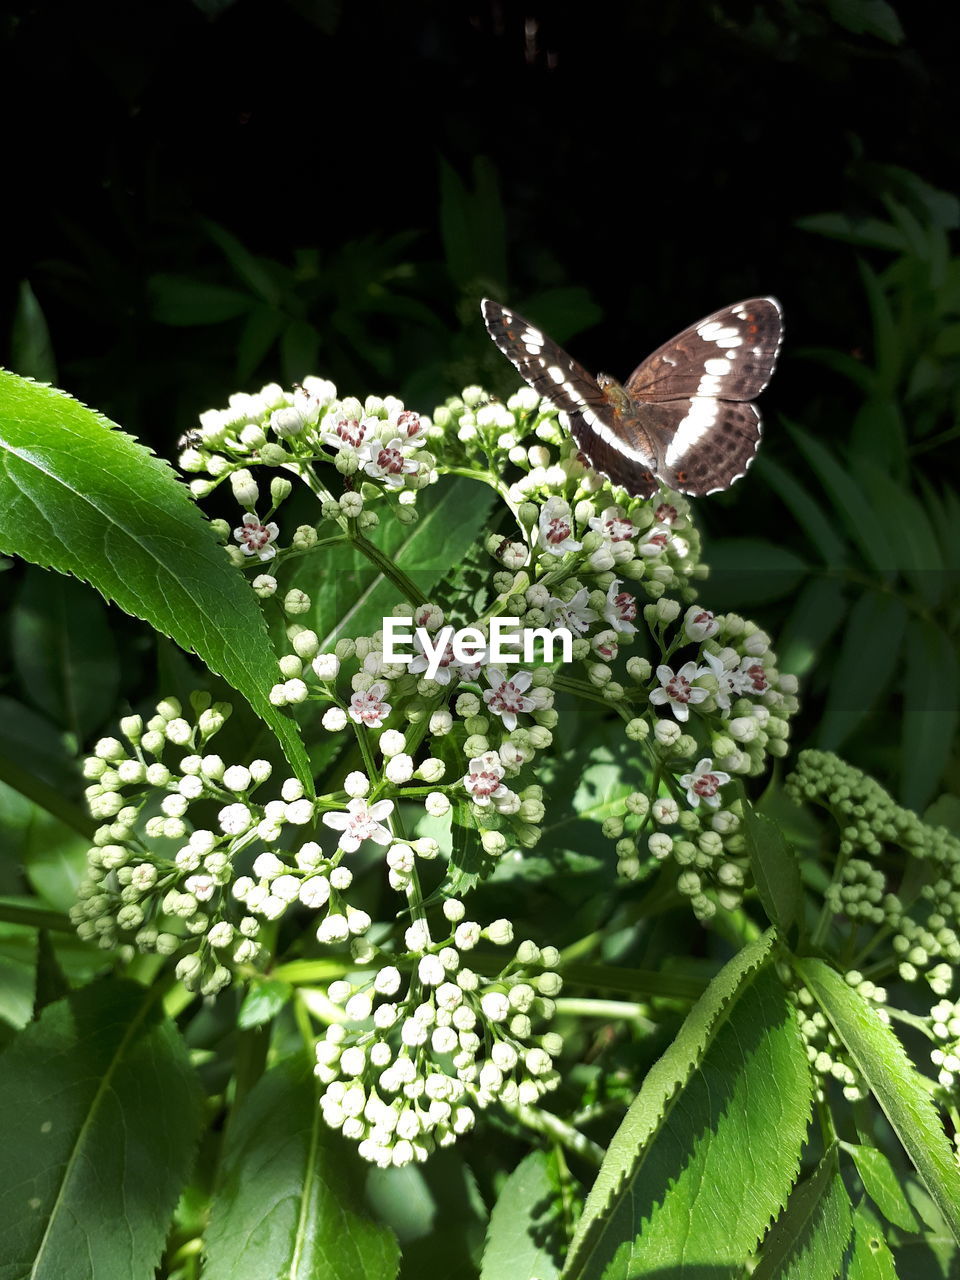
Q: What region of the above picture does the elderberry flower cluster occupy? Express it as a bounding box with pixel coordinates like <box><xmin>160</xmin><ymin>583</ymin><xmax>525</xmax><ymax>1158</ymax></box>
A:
<box><xmin>71</xmin><ymin>368</ymin><xmax>812</xmax><ymax>1163</ymax></box>
<box><xmin>315</xmin><ymin>914</ymin><xmax>562</xmax><ymax>1167</ymax></box>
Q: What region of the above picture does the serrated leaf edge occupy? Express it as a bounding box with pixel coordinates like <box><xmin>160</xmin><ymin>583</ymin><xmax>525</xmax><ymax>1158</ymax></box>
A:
<box><xmin>563</xmin><ymin>930</ymin><xmax>785</xmax><ymax>1279</ymax></box>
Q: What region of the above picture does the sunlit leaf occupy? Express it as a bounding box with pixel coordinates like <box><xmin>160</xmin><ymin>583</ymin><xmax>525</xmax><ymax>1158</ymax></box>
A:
<box><xmin>204</xmin><ymin>1055</ymin><xmax>399</xmax><ymax>1280</ymax></box>
<box><xmin>752</xmin><ymin>1145</ymin><xmax>852</xmax><ymax>1279</ymax></box>
<box><xmin>481</xmin><ymin>1150</ymin><xmax>565</xmax><ymax>1280</ymax></box>
<box><xmin>0</xmin><ymin>371</ymin><xmax>311</xmax><ymax>789</ymax></box>
<box><xmin>563</xmin><ymin>934</ymin><xmax>813</xmax><ymax>1280</ymax></box>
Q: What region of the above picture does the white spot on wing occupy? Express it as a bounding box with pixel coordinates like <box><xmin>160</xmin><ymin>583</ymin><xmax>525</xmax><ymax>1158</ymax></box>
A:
<box><xmin>665</xmin><ymin>398</ymin><xmax>719</xmax><ymax>468</ymax></box>
<box><xmin>587</xmin><ymin>414</ymin><xmax>655</xmax><ymax>466</ymax></box>
<box><xmin>547</xmin><ymin>366</ymin><xmax>565</xmax><ymax>384</ymax></box>
<box><xmin>703</xmin><ymin>357</ymin><xmax>731</xmax><ymax>375</ymax></box>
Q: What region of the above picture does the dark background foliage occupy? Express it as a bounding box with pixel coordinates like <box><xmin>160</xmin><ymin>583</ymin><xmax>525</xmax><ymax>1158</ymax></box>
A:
<box><xmin>2</xmin><ymin>0</ymin><xmax>958</xmax><ymax>808</ymax></box>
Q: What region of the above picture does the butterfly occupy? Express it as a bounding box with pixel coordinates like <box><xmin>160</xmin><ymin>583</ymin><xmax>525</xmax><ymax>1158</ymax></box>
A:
<box><xmin>481</xmin><ymin>296</ymin><xmax>783</xmax><ymax>499</ymax></box>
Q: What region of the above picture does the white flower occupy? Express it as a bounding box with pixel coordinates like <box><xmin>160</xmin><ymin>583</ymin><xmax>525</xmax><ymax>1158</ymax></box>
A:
<box><xmin>317</xmin><ymin>913</ymin><xmax>350</xmax><ymax>944</ymax></box>
<box><xmin>684</xmin><ymin>606</ymin><xmax>720</xmax><ymax>642</ymax></box>
<box><xmin>409</xmin><ymin>633</ymin><xmax>485</xmax><ymax>685</ymax></box>
<box><xmin>233</xmin><ymin>512</ymin><xmax>280</xmax><ymax>561</ymax></box>
<box><xmin>738</xmin><ymin>654</ymin><xmax>770</xmax><ymax>694</ymax></box>
<box><xmin>603</xmin><ymin>580</ymin><xmax>638</xmax><ymax>635</ymax></box>
<box><xmin>218</xmin><ymin>802</ymin><xmax>253</xmax><ymax>835</ymax></box>
<box><xmin>483</xmin><ymin>667</ymin><xmax>535</xmax><ymax>731</ymax></box>
<box><xmin>425</xmin><ymin>792</ymin><xmax>450</xmax><ymax>818</ymax></box>
<box><xmin>538</xmin><ymin>497</ymin><xmax>582</xmax><ymax>556</ymax></box>
<box><xmin>349</xmin><ymin>681</ymin><xmax>392</xmax><ymax>728</ymax></box>
<box><xmin>544</xmin><ymin>587</ymin><xmax>597</xmax><ymax>636</ymax></box>
<box><xmin>702</xmin><ymin>650</ymin><xmax>749</xmax><ymax>713</ymax></box>
<box><xmin>385</xmin><ymin>753</ymin><xmax>414</xmax><ymax>784</ymax></box>
<box><xmin>361</xmin><ymin>437</ymin><xmax>419</xmax><ymax>486</ymax></box>
<box><xmin>589</xmin><ymin>506</ymin><xmax>634</xmax><ymax>544</ymax></box>
<box><xmin>322</xmin><ymin>415</ymin><xmax>372</xmax><ymax>451</ymax></box>
<box><xmin>394</xmin><ymin>409</ymin><xmax>425</xmax><ymax>442</ymax></box>
<box><xmin>637</xmin><ymin>524</ymin><xmax>673</xmax><ymax>558</ymax></box>
<box><xmin>344</xmin><ymin>771</ymin><xmax>370</xmax><ymax>797</ymax></box>
<box><xmin>679</xmin><ymin>758</ymin><xmax>731</xmax><ymax>809</ymax></box>
<box><xmin>299</xmin><ymin>876</ymin><xmax>331</xmax><ymax>909</ymax></box>
<box><xmin>322</xmin><ymin>706</ymin><xmax>348</xmax><ymax>731</ymax></box>
<box><xmin>463</xmin><ymin>753</ymin><xmax>508</xmax><ymax>806</ymax></box>
<box><xmin>379</xmin><ymin>729</ymin><xmax>407</xmax><ymax>757</ymax></box>
<box><xmin>312</xmin><ymin>653</ymin><xmax>340</xmax><ymax>681</ymax></box>
<box><xmin>322</xmin><ymin>798</ymin><xmax>394</xmax><ymax>853</ymax></box>
<box><xmin>649</xmin><ymin>661</ymin><xmax>710</xmax><ymax>722</ymax></box>
<box><xmin>185</xmin><ymin>873</ymin><xmax>216</xmax><ymax>902</ymax></box>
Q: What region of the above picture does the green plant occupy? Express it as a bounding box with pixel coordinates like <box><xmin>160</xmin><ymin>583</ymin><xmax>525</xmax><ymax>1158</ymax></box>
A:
<box><xmin>1</xmin><ymin>313</ymin><xmax>959</xmax><ymax>1275</ymax></box>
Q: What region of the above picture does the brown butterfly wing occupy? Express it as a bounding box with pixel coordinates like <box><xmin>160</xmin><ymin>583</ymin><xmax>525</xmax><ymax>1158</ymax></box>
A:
<box><xmin>482</xmin><ymin>299</ymin><xmax>658</xmax><ymax>498</ymax></box>
<box><xmin>625</xmin><ymin>298</ymin><xmax>783</xmax><ymax>403</ymax></box>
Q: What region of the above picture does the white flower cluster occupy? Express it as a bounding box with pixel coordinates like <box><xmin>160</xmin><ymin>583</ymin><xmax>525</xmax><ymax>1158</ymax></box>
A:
<box><xmin>178</xmin><ymin>379</ymin><xmax>440</xmax><ymax>567</ymax></box>
<box><xmin>930</xmin><ymin>997</ymin><xmax>960</xmax><ymax>1094</ymax></box>
<box><xmin>71</xmin><ymin>694</ymin><xmax>322</xmax><ymax>994</ymax></box>
<box><xmin>314</xmin><ymin>916</ymin><xmax>562</xmax><ymax>1167</ymax></box>
<box><xmin>68</xmin><ymin>371</ymin><xmax>816</xmax><ymax>1165</ymax></box>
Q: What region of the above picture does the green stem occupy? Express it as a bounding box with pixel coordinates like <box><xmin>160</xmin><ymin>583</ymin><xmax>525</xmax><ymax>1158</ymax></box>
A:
<box><xmin>504</xmin><ymin>1101</ymin><xmax>605</xmax><ymax>1167</ymax></box>
<box><xmin>350</xmin><ymin>529</ymin><xmax>429</xmax><ymax>607</ymax></box>
<box><xmin>0</xmin><ymin>900</ymin><xmax>74</xmax><ymax>932</ymax></box>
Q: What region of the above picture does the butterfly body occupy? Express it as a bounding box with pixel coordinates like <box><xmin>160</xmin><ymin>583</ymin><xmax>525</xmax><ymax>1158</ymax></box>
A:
<box><xmin>481</xmin><ymin>296</ymin><xmax>783</xmax><ymax>499</ymax></box>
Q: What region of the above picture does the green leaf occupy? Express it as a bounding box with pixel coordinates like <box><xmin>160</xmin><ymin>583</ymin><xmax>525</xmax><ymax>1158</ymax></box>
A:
<box><xmin>796</xmin><ymin>213</ymin><xmax>905</xmax><ymax>253</ymax></box>
<box><xmin>0</xmin><ymin>371</ymin><xmax>311</xmax><ymax>789</ymax></box>
<box><xmin>843</xmin><ymin>1142</ymin><xmax>921</xmax><ymax>1232</ymax></box>
<box><xmin>311</xmin><ymin>476</ymin><xmax>496</xmax><ymax>649</ymax></box>
<box><xmin>11</xmin><ymin>281</ymin><xmax>57</xmax><ymax>384</ymax></box>
<box><xmin>777</xmin><ymin>575</ymin><xmax>848</xmax><ymax>678</ymax></box>
<box><xmin>854</xmin><ymin>461</ymin><xmax>944</xmax><ymax>606</ymax></box>
<box><xmin>816</xmin><ymin>589</ymin><xmax>907</xmax><ymax>750</ymax></box>
<box><xmin>924</xmin><ymin>793</ymin><xmax>960</xmax><ymax>836</ymax></box>
<box><xmin>752</xmin><ymin>1145</ymin><xmax>853</xmax><ymax>1279</ymax></box>
<box><xmin>794</xmin><ymin>957</ymin><xmax>960</xmax><ymax>1244</ymax></box>
<box><xmin>0</xmin><ymin>978</ymin><xmax>202</xmax><ymax>1280</ymax></box>
<box><xmin>147</xmin><ymin>274</ymin><xmax>254</xmax><ymax>325</ymax></box>
<box><xmin>203</xmin><ymin>219</ymin><xmax>285</xmax><ymax>306</ymax></box>
<box><xmin>901</xmin><ymin>618</ymin><xmax>958</xmax><ymax>811</ymax></box>
<box><xmin>203</xmin><ymin>1054</ymin><xmax>399</xmax><ymax>1280</ymax></box>
<box><xmin>481</xmin><ymin>1150</ymin><xmax>565</xmax><ymax>1280</ymax></box>
<box><xmin>563</xmin><ymin>933</ymin><xmax>813</xmax><ymax>1280</ymax></box>
<box><xmin>237</xmin><ymin>977</ymin><xmax>294</xmax><ymax>1028</ymax></box>
<box><xmin>787</xmin><ymin>424</ymin><xmax>897</xmax><ymax>572</ymax></box>
<box><xmin>11</xmin><ymin>567</ymin><xmax>119</xmax><ymax>741</ymax></box>
<box><xmin>757</xmin><ymin>456</ymin><xmax>849</xmax><ymax>567</ymax></box>
<box><xmin>702</xmin><ymin>538</ymin><xmax>810</xmax><ymax>606</ymax></box>
<box><xmin>826</xmin><ymin>0</ymin><xmax>904</xmax><ymax>44</ymax></box>
<box><xmin>742</xmin><ymin>804</ymin><xmax>804</xmax><ymax>938</ymax></box>
<box><xmin>439</xmin><ymin>156</ymin><xmax>508</xmax><ymax>294</ymax></box>
<box><xmin>858</xmin><ymin>260</ymin><xmax>901</xmax><ymax>392</ymax></box>
<box><xmin>850</xmin><ymin>401</ymin><xmax>907</xmax><ymax>478</ymax></box>
<box><xmin>845</xmin><ymin>1201</ymin><xmax>897</xmax><ymax>1280</ymax></box>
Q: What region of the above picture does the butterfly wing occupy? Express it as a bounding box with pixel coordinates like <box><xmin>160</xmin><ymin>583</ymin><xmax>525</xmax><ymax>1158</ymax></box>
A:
<box><xmin>635</xmin><ymin>399</ymin><xmax>763</xmax><ymax>495</ymax></box>
<box><xmin>481</xmin><ymin>298</ymin><xmax>658</xmax><ymax>498</ymax></box>
<box><xmin>624</xmin><ymin>298</ymin><xmax>783</xmax><ymax>402</ymax></box>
